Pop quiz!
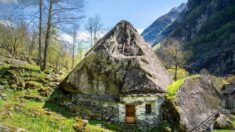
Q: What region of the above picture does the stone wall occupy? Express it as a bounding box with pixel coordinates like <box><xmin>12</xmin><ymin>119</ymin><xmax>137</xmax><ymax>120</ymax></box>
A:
<box><xmin>71</xmin><ymin>94</ymin><xmax>120</xmax><ymax>122</ymax></box>
<box><xmin>59</xmin><ymin>93</ymin><xmax>165</xmax><ymax>126</ymax></box>
<box><xmin>119</xmin><ymin>94</ymin><xmax>164</xmax><ymax>125</ymax></box>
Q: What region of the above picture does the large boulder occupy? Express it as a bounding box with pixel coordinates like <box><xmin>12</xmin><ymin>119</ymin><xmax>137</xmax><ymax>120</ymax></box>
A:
<box><xmin>163</xmin><ymin>75</ymin><xmax>223</xmax><ymax>131</ymax></box>
<box><xmin>60</xmin><ymin>20</ymin><xmax>171</xmax><ymax>97</ymax></box>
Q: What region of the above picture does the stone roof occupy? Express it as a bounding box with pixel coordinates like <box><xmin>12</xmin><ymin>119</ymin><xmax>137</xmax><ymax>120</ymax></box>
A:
<box><xmin>60</xmin><ymin>20</ymin><xmax>171</xmax><ymax>96</ymax></box>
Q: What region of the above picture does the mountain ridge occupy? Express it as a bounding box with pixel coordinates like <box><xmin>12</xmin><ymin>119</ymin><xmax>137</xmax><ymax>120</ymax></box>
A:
<box><xmin>141</xmin><ymin>3</ymin><xmax>186</xmax><ymax>45</ymax></box>
<box><xmin>145</xmin><ymin>0</ymin><xmax>235</xmax><ymax>75</ymax></box>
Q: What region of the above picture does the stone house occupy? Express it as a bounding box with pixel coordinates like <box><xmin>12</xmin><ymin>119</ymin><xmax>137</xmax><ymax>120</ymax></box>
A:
<box><xmin>70</xmin><ymin>93</ymin><xmax>165</xmax><ymax>126</ymax></box>
<box><xmin>60</xmin><ymin>20</ymin><xmax>171</xmax><ymax>126</ymax></box>
<box><xmin>118</xmin><ymin>94</ymin><xmax>165</xmax><ymax>125</ymax></box>
<box><xmin>221</xmin><ymin>84</ymin><xmax>235</xmax><ymax>111</ymax></box>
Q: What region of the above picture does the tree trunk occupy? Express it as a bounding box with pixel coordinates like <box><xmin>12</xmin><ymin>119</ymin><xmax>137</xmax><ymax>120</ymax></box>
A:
<box><xmin>30</xmin><ymin>31</ymin><xmax>36</xmax><ymax>56</ymax></box>
<box><xmin>174</xmin><ymin>50</ymin><xmax>178</xmax><ymax>81</ymax></box>
<box><xmin>38</xmin><ymin>0</ymin><xmax>43</xmax><ymax>69</ymax></box>
<box><xmin>90</xmin><ymin>30</ymin><xmax>93</xmax><ymax>47</ymax></box>
<box><xmin>174</xmin><ymin>64</ymin><xmax>178</xmax><ymax>81</ymax></box>
<box><xmin>42</xmin><ymin>0</ymin><xmax>53</xmax><ymax>71</ymax></box>
<box><xmin>72</xmin><ymin>31</ymin><xmax>76</xmax><ymax>69</ymax></box>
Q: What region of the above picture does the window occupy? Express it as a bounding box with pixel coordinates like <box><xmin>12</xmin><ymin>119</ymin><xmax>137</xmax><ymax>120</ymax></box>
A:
<box><xmin>145</xmin><ymin>104</ymin><xmax>152</xmax><ymax>114</ymax></box>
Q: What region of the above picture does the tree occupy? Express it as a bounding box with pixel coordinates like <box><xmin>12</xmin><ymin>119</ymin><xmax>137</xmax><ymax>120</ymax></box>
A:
<box><xmin>42</xmin><ymin>0</ymin><xmax>53</xmax><ymax>71</ymax></box>
<box><xmin>85</xmin><ymin>15</ymin><xmax>103</xmax><ymax>47</ymax></box>
<box><xmin>38</xmin><ymin>0</ymin><xmax>43</xmax><ymax>69</ymax></box>
<box><xmin>71</xmin><ymin>24</ymin><xmax>79</xmax><ymax>69</ymax></box>
<box><xmin>161</xmin><ymin>38</ymin><xmax>191</xmax><ymax>81</ymax></box>
<box><xmin>42</xmin><ymin>0</ymin><xmax>84</xmax><ymax>71</ymax></box>
<box><xmin>0</xmin><ymin>0</ymin><xmax>84</xmax><ymax>70</ymax></box>
<box><xmin>0</xmin><ymin>18</ymin><xmax>28</xmax><ymax>58</ymax></box>
<box><xmin>29</xmin><ymin>29</ymin><xmax>37</xmax><ymax>57</ymax></box>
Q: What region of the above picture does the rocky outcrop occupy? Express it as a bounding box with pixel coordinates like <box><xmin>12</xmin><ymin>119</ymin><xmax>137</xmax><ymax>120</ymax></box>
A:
<box><xmin>153</xmin><ymin>0</ymin><xmax>235</xmax><ymax>75</ymax></box>
<box><xmin>60</xmin><ymin>20</ymin><xmax>171</xmax><ymax>97</ymax></box>
<box><xmin>141</xmin><ymin>3</ymin><xmax>186</xmax><ymax>45</ymax></box>
<box><xmin>163</xmin><ymin>75</ymin><xmax>223</xmax><ymax>131</ymax></box>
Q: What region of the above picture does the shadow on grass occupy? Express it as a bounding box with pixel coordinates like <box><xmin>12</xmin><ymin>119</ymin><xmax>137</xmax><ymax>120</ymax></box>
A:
<box><xmin>44</xmin><ymin>87</ymin><xmax>123</xmax><ymax>131</ymax></box>
<box><xmin>89</xmin><ymin>120</ymin><xmax>121</xmax><ymax>131</ymax></box>
<box><xmin>43</xmin><ymin>87</ymin><xmax>74</xmax><ymax>118</ymax></box>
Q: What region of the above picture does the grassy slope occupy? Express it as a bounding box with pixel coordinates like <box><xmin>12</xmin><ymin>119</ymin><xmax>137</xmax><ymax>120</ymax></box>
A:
<box><xmin>0</xmin><ymin>63</ymin><xmax>115</xmax><ymax>132</ymax></box>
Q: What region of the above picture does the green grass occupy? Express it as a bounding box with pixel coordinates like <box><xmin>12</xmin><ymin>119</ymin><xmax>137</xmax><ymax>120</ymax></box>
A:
<box><xmin>23</xmin><ymin>64</ymin><xmax>41</xmax><ymax>71</ymax></box>
<box><xmin>166</xmin><ymin>75</ymin><xmax>199</xmax><ymax>100</ymax></box>
<box><xmin>89</xmin><ymin>120</ymin><xmax>120</xmax><ymax>131</ymax></box>
<box><xmin>0</xmin><ymin>99</ymin><xmax>114</xmax><ymax>132</ymax></box>
<box><xmin>0</xmin><ymin>63</ymin><xmax>117</xmax><ymax>132</ymax></box>
<box><xmin>0</xmin><ymin>100</ymin><xmax>4</xmax><ymax>109</ymax></box>
<box><xmin>1</xmin><ymin>101</ymin><xmax>75</xmax><ymax>132</ymax></box>
<box><xmin>213</xmin><ymin>130</ymin><xmax>234</xmax><ymax>132</ymax></box>
<box><xmin>87</xmin><ymin>124</ymin><xmax>115</xmax><ymax>132</ymax></box>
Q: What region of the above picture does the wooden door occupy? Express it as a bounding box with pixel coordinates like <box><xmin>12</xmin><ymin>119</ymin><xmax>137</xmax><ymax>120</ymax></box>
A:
<box><xmin>125</xmin><ymin>105</ymin><xmax>136</xmax><ymax>124</ymax></box>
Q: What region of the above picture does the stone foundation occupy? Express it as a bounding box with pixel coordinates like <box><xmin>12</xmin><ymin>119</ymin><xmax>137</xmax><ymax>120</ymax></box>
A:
<box><xmin>71</xmin><ymin>94</ymin><xmax>120</xmax><ymax>122</ymax></box>
<box><xmin>67</xmin><ymin>94</ymin><xmax>165</xmax><ymax>126</ymax></box>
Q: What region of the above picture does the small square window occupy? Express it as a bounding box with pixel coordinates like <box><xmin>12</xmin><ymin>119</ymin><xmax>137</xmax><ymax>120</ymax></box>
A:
<box><xmin>145</xmin><ymin>104</ymin><xmax>152</xmax><ymax>114</ymax></box>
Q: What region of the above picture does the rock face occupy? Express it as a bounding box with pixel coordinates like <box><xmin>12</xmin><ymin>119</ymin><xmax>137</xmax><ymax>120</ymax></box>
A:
<box><xmin>60</xmin><ymin>20</ymin><xmax>171</xmax><ymax>97</ymax></box>
<box><xmin>163</xmin><ymin>75</ymin><xmax>223</xmax><ymax>131</ymax></box>
<box><xmin>141</xmin><ymin>3</ymin><xmax>186</xmax><ymax>45</ymax></box>
<box><xmin>151</xmin><ymin>0</ymin><xmax>235</xmax><ymax>75</ymax></box>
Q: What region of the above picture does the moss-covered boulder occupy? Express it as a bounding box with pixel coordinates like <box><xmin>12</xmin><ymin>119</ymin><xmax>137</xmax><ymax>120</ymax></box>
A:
<box><xmin>163</xmin><ymin>75</ymin><xmax>223</xmax><ymax>131</ymax></box>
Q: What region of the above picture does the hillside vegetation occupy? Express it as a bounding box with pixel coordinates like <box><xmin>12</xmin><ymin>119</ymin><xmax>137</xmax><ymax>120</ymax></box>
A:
<box><xmin>0</xmin><ymin>56</ymin><xmax>117</xmax><ymax>132</ymax></box>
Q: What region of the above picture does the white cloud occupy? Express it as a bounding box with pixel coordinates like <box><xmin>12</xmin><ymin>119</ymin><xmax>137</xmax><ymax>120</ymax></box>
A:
<box><xmin>58</xmin><ymin>30</ymin><xmax>107</xmax><ymax>46</ymax></box>
<box><xmin>0</xmin><ymin>20</ymin><xmax>10</xmax><ymax>27</ymax></box>
<box><xmin>77</xmin><ymin>31</ymin><xmax>90</xmax><ymax>42</ymax></box>
<box><xmin>0</xmin><ymin>0</ymin><xmax>18</xmax><ymax>4</ymax></box>
<box><xmin>58</xmin><ymin>31</ymin><xmax>91</xmax><ymax>44</ymax></box>
<box><xmin>137</xmin><ymin>29</ymin><xmax>143</xmax><ymax>34</ymax></box>
<box><xmin>59</xmin><ymin>33</ymin><xmax>73</xmax><ymax>44</ymax></box>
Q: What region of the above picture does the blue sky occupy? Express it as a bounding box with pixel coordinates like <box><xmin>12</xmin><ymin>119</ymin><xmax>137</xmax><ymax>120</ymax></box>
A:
<box><xmin>0</xmin><ymin>0</ymin><xmax>187</xmax><ymax>43</ymax></box>
<box><xmin>84</xmin><ymin>0</ymin><xmax>188</xmax><ymax>31</ymax></box>
<box><xmin>0</xmin><ymin>0</ymin><xmax>187</xmax><ymax>32</ymax></box>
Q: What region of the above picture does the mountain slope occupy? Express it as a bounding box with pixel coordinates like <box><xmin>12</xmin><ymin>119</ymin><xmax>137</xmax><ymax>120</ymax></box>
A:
<box><xmin>141</xmin><ymin>3</ymin><xmax>186</xmax><ymax>45</ymax></box>
<box><xmin>157</xmin><ymin>0</ymin><xmax>235</xmax><ymax>75</ymax></box>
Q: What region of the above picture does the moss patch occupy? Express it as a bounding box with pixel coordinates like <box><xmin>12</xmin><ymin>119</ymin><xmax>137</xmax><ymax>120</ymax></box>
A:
<box><xmin>166</xmin><ymin>75</ymin><xmax>200</xmax><ymax>100</ymax></box>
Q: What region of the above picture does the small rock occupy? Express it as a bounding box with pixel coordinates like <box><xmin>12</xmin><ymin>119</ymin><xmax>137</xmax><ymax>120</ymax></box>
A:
<box><xmin>83</xmin><ymin>120</ymin><xmax>89</xmax><ymax>127</ymax></box>
<box><xmin>73</xmin><ymin>118</ymin><xmax>88</xmax><ymax>132</ymax></box>
<box><xmin>16</xmin><ymin>128</ymin><xmax>27</xmax><ymax>132</ymax></box>
<box><xmin>0</xmin><ymin>124</ymin><xmax>10</xmax><ymax>132</ymax></box>
<box><xmin>164</xmin><ymin>127</ymin><xmax>171</xmax><ymax>132</ymax></box>
<box><xmin>18</xmin><ymin>81</ymin><xmax>25</xmax><ymax>88</ymax></box>
<box><xmin>1</xmin><ymin>94</ymin><xmax>7</xmax><ymax>97</ymax></box>
<box><xmin>95</xmin><ymin>124</ymin><xmax>102</xmax><ymax>128</ymax></box>
<box><xmin>214</xmin><ymin>114</ymin><xmax>233</xmax><ymax>129</ymax></box>
<box><xmin>0</xmin><ymin>85</ymin><xmax>3</xmax><ymax>90</ymax></box>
